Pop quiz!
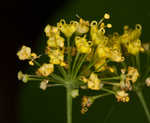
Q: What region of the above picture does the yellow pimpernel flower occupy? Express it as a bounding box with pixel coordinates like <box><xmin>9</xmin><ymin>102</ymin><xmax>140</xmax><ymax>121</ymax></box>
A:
<box><xmin>75</xmin><ymin>35</ymin><xmax>91</xmax><ymax>54</ymax></box>
<box><xmin>36</xmin><ymin>63</ymin><xmax>54</xmax><ymax>77</ymax></box>
<box><xmin>17</xmin><ymin>45</ymin><xmax>31</xmax><ymax>60</ymax></box>
<box><xmin>87</xmin><ymin>73</ymin><xmax>101</xmax><ymax>90</ymax></box>
<box><xmin>57</xmin><ymin>19</ymin><xmax>78</xmax><ymax>38</ymax></box>
<box><xmin>76</xmin><ymin>18</ymin><xmax>89</xmax><ymax>34</ymax></box>
<box><xmin>115</xmin><ymin>90</ymin><xmax>130</xmax><ymax>102</ymax></box>
<box><xmin>127</xmin><ymin>66</ymin><xmax>139</xmax><ymax>83</ymax></box>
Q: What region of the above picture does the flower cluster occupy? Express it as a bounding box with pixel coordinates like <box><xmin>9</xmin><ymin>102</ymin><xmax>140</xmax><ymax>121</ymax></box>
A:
<box><xmin>17</xmin><ymin>13</ymin><xmax>150</xmax><ymax>119</ymax></box>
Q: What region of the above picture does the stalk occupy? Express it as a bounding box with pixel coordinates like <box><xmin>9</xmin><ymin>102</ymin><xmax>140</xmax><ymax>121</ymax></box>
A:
<box><xmin>66</xmin><ymin>86</ymin><xmax>72</xmax><ymax>123</ymax></box>
<box><xmin>136</xmin><ymin>90</ymin><xmax>150</xmax><ymax>123</ymax></box>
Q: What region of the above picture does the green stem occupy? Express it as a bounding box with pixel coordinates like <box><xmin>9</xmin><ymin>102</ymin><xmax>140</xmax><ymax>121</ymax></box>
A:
<box><xmin>73</xmin><ymin>54</ymin><xmax>88</xmax><ymax>79</ymax></box>
<box><xmin>136</xmin><ymin>53</ymin><xmax>140</xmax><ymax>72</ymax></box>
<box><xmin>67</xmin><ymin>37</ymin><xmax>71</xmax><ymax>73</ymax></box>
<box><xmin>101</xmin><ymin>88</ymin><xmax>116</xmax><ymax>95</ymax></box>
<box><xmin>66</xmin><ymin>86</ymin><xmax>72</xmax><ymax>123</ymax></box>
<box><xmin>136</xmin><ymin>91</ymin><xmax>150</xmax><ymax>123</ymax></box>
<box><xmin>101</xmin><ymin>76</ymin><xmax>121</xmax><ymax>81</ymax></box>
<box><xmin>93</xmin><ymin>93</ymin><xmax>112</xmax><ymax>100</ymax></box>
<box><xmin>71</xmin><ymin>52</ymin><xmax>80</xmax><ymax>77</ymax></box>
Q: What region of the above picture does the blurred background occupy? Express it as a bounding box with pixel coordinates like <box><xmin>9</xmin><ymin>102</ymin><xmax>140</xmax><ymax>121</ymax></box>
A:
<box><xmin>1</xmin><ymin>0</ymin><xmax>150</xmax><ymax>122</ymax></box>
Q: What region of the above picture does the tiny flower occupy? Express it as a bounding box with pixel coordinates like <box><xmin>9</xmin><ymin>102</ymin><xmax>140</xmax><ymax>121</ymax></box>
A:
<box><xmin>143</xmin><ymin>43</ymin><xmax>150</xmax><ymax>51</ymax></box>
<box><xmin>76</xmin><ymin>18</ymin><xmax>89</xmax><ymax>34</ymax></box>
<box><xmin>71</xmin><ymin>89</ymin><xmax>79</xmax><ymax>98</ymax></box>
<box><xmin>37</xmin><ymin>63</ymin><xmax>54</xmax><ymax>77</ymax></box>
<box><xmin>17</xmin><ymin>71</ymin><xmax>24</xmax><ymax>80</ymax></box>
<box><xmin>81</xmin><ymin>96</ymin><xmax>94</xmax><ymax>114</ymax></box>
<box><xmin>127</xmin><ymin>66</ymin><xmax>139</xmax><ymax>83</ymax></box>
<box><xmin>88</xmin><ymin>73</ymin><xmax>101</xmax><ymax>90</ymax></box>
<box><xmin>104</xmin><ymin>13</ymin><xmax>110</xmax><ymax>19</ymax></box>
<box><xmin>47</xmin><ymin>48</ymin><xmax>65</xmax><ymax>65</ymax></box>
<box><xmin>40</xmin><ymin>79</ymin><xmax>49</xmax><ymax>90</ymax></box>
<box><xmin>145</xmin><ymin>77</ymin><xmax>150</xmax><ymax>87</ymax></box>
<box><xmin>22</xmin><ymin>74</ymin><xmax>29</xmax><ymax>83</ymax></box>
<box><xmin>107</xmin><ymin>23</ymin><xmax>112</xmax><ymax>28</ymax></box>
<box><xmin>116</xmin><ymin>90</ymin><xmax>130</xmax><ymax>102</ymax></box>
<box><xmin>17</xmin><ymin>71</ymin><xmax>29</xmax><ymax>83</ymax></box>
<box><xmin>57</xmin><ymin>19</ymin><xmax>77</xmax><ymax>38</ymax></box>
<box><xmin>17</xmin><ymin>45</ymin><xmax>31</xmax><ymax>60</ymax></box>
<box><xmin>75</xmin><ymin>36</ymin><xmax>91</xmax><ymax>54</ymax></box>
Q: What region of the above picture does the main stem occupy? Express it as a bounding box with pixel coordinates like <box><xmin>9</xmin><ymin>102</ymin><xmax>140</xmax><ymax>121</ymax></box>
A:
<box><xmin>66</xmin><ymin>86</ymin><xmax>72</xmax><ymax>123</ymax></box>
<box><xmin>136</xmin><ymin>90</ymin><xmax>150</xmax><ymax>123</ymax></box>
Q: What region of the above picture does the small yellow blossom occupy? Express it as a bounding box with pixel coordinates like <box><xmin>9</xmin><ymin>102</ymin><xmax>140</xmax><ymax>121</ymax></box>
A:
<box><xmin>145</xmin><ymin>77</ymin><xmax>150</xmax><ymax>87</ymax></box>
<box><xmin>47</xmin><ymin>35</ymin><xmax>64</xmax><ymax>48</ymax></box>
<box><xmin>107</xmin><ymin>23</ymin><xmax>112</xmax><ymax>28</ymax></box>
<box><xmin>44</xmin><ymin>25</ymin><xmax>60</xmax><ymax>37</ymax></box>
<box><xmin>71</xmin><ymin>89</ymin><xmax>79</xmax><ymax>98</ymax></box>
<box><xmin>88</xmin><ymin>73</ymin><xmax>101</xmax><ymax>90</ymax></box>
<box><xmin>40</xmin><ymin>79</ymin><xmax>49</xmax><ymax>90</ymax></box>
<box><xmin>109</xmin><ymin>49</ymin><xmax>124</xmax><ymax>62</ymax></box>
<box><xmin>17</xmin><ymin>45</ymin><xmax>31</xmax><ymax>60</ymax></box>
<box><xmin>47</xmin><ymin>48</ymin><xmax>65</xmax><ymax>65</ymax></box>
<box><xmin>57</xmin><ymin>19</ymin><xmax>77</xmax><ymax>38</ymax></box>
<box><xmin>104</xmin><ymin>13</ymin><xmax>110</xmax><ymax>19</ymax></box>
<box><xmin>76</xmin><ymin>18</ymin><xmax>89</xmax><ymax>34</ymax></box>
<box><xmin>94</xmin><ymin>59</ymin><xmax>107</xmax><ymax>72</ymax></box>
<box><xmin>37</xmin><ymin>63</ymin><xmax>54</xmax><ymax>76</ymax></box>
<box><xmin>116</xmin><ymin>90</ymin><xmax>130</xmax><ymax>102</ymax></box>
<box><xmin>75</xmin><ymin>36</ymin><xmax>91</xmax><ymax>54</ymax></box>
<box><xmin>29</xmin><ymin>60</ymin><xmax>34</xmax><ymax>66</ymax></box>
<box><xmin>81</xmin><ymin>96</ymin><xmax>93</xmax><ymax>114</ymax></box>
<box><xmin>96</xmin><ymin>44</ymin><xmax>110</xmax><ymax>59</ymax></box>
<box><xmin>18</xmin><ymin>71</ymin><xmax>24</xmax><ymax>80</ymax></box>
<box><xmin>127</xmin><ymin>66</ymin><xmax>139</xmax><ymax>83</ymax></box>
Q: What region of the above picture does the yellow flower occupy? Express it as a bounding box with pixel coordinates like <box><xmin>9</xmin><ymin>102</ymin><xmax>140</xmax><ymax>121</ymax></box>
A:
<box><xmin>104</xmin><ymin>13</ymin><xmax>110</xmax><ymax>19</ymax></box>
<box><xmin>40</xmin><ymin>79</ymin><xmax>49</xmax><ymax>90</ymax></box>
<box><xmin>47</xmin><ymin>35</ymin><xmax>64</xmax><ymax>48</ymax></box>
<box><xmin>37</xmin><ymin>63</ymin><xmax>54</xmax><ymax>76</ymax></box>
<box><xmin>94</xmin><ymin>59</ymin><xmax>107</xmax><ymax>72</ymax></box>
<box><xmin>76</xmin><ymin>18</ymin><xmax>89</xmax><ymax>34</ymax></box>
<box><xmin>71</xmin><ymin>89</ymin><xmax>79</xmax><ymax>98</ymax></box>
<box><xmin>90</xmin><ymin>21</ymin><xmax>108</xmax><ymax>45</ymax></box>
<box><xmin>96</xmin><ymin>44</ymin><xmax>110</xmax><ymax>59</ymax></box>
<box><xmin>116</xmin><ymin>90</ymin><xmax>130</xmax><ymax>102</ymax></box>
<box><xmin>109</xmin><ymin>49</ymin><xmax>124</xmax><ymax>62</ymax></box>
<box><xmin>81</xmin><ymin>96</ymin><xmax>93</xmax><ymax>114</ymax></box>
<box><xmin>17</xmin><ymin>45</ymin><xmax>31</xmax><ymax>60</ymax></box>
<box><xmin>145</xmin><ymin>77</ymin><xmax>150</xmax><ymax>87</ymax></box>
<box><xmin>47</xmin><ymin>48</ymin><xmax>65</xmax><ymax>65</ymax></box>
<box><xmin>88</xmin><ymin>73</ymin><xmax>101</xmax><ymax>90</ymax></box>
<box><xmin>17</xmin><ymin>71</ymin><xmax>24</xmax><ymax>80</ymax></box>
<box><xmin>44</xmin><ymin>25</ymin><xmax>60</xmax><ymax>37</ymax></box>
<box><xmin>127</xmin><ymin>39</ymin><xmax>142</xmax><ymax>55</ymax></box>
<box><xmin>127</xmin><ymin>66</ymin><xmax>139</xmax><ymax>83</ymax></box>
<box><xmin>75</xmin><ymin>36</ymin><xmax>91</xmax><ymax>54</ymax></box>
<box><xmin>57</xmin><ymin>19</ymin><xmax>77</xmax><ymax>38</ymax></box>
<box><xmin>107</xmin><ymin>23</ymin><xmax>112</xmax><ymax>28</ymax></box>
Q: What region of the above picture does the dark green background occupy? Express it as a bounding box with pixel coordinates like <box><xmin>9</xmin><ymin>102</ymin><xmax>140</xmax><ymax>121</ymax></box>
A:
<box><xmin>18</xmin><ymin>0</ymin><xmax>150</xmax><ymax>123</ymax></box>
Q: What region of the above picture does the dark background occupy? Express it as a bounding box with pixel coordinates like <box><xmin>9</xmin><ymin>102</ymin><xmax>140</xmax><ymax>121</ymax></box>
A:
<box><xmin>0</xmin><ymin>0</ymin><xmax>150</xmax><ymax>123</ymax></box>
